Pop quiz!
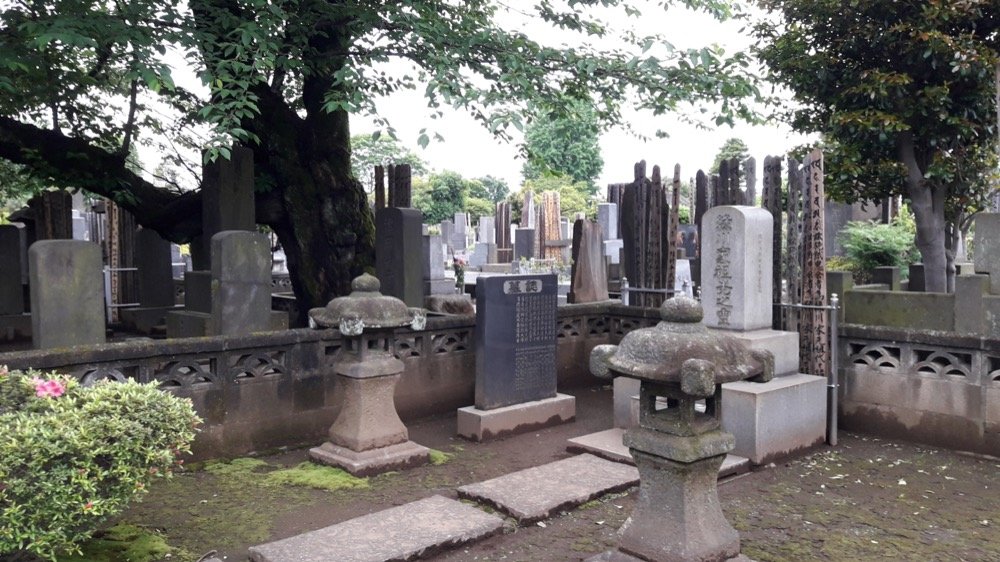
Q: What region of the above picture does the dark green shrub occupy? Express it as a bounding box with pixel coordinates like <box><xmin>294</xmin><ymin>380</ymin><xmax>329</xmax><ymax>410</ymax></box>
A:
<box><xmin>0</xmin><ymin>367</ymin><xmax>200</xmax><ymax>560</ymax></box>
<box><xmin>838</xmin><ymin>219</ymin><xmax>917</xmax><ymax>283</ymax></box>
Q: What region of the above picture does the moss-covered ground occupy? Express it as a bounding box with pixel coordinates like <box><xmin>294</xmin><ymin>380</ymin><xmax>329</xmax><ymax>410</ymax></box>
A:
<box><xmin>63</xmin><ymin>388</ymin><xmax>1000</xmax><ymax>561</ymax></box>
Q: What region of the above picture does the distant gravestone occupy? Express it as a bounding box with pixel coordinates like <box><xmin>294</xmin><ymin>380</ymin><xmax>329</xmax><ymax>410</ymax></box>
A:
<box><xmin>376</xmin><ymin>207</ymin><xmax>424</xmax><ymax>307</ymax></box>
<box><xmin>678</xmin><ymin>225</ymin><xmax>698</xmax><ymax>258</ymax></box>
<box><xmin>197</xmin><ymin>146</ymin><xmax>255</xmax><ymax>268</ymax></box>
<box><xmin>135</xmin><ymin>229</ymin><xmax>175</xmax><ymax>308</ymax></box>
<box><xmin>974</xmin><ymin>213</ymin><xmax>1000</xmax><ymax>294</ymax></box>
<box><xmin>597</xmin><ymin>203</ymin><xmax>619</xmax><ymax>241</ymax></box>
<box><xmin>514</xmin><ymin>228</ymin><xmax>535</xmax><ymax>262</ymax></box>
<box><xmin>423</xmin><ymin>234</ymin><xmax>452</xmax><ymax>296</ymax></box>
<box><xmin>568</xmin><ymin>221</ymin><xmax>609</xmax><ymax>304</ymax></box>
<box><xmin>474</xmin><ymin>274</ymin><xmax>557</xmax><ymax>410</ymax></box>
<box><xmin>440</xmin><ymin>220</ymin><xmax>455</xmax><ymax>254</ymax></box>
<box><xmin>479</xmin><ymin>216</ymin><xmax>496</xmax><ymax>244</ymax></box>
<box><xmin>210</xmin><ymin>231</ymin><xmax>272</xmax><ymax>336</ymax></box>
<box><xmin>468</xmin><ymin>243</ymin><xmax>496</xmax><ymax>268</ymax></box>
<box><xmin>29</xmin><ymin>240</ymin><xmax>106</xmax><ymax>348</ymax></box>
<box><xmin>453</xmin><ymin>213</ymin><xmax>469</xmax><ymax>251</ymax></box>
<box><xmin>0</xmin><ymin>225</ymin><xmax>25</xmax><ymax>315</ymax></box>
<box><xmin>701</xmin><ymin>206</ymin><xmax>773</xmax><ymax>331</ymax></box>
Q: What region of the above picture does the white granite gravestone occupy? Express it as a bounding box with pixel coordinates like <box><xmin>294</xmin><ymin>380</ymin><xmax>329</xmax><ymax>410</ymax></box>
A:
<box><xmin>701</xmin><ymin>206</ymin><xmax>773</xmax><ymax>331</ymax></box>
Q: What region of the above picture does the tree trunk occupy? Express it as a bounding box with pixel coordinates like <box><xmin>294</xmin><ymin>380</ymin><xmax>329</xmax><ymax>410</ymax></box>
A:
<box><xmin>899</xmin><ymin>133</ymin><xmax>949</xmax><ymax>293</ymax></box>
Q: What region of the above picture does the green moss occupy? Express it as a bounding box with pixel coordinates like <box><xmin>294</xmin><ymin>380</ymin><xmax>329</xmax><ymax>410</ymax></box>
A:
<box><xmin>428</xmin><ymin>449</ymin><xmax>453</xmax><ymax>466</ymax></box>
<box><xmin>264</xmin><ymin>462</ymin><xmax>369</xmax><ymax>492</ymax></box>
<box><xmin>62</xmin><ymin>524</ymin><xmax>187</xmax><ymax>562</ymax></box>
<box><xmin>202</xmin><ymin>457</ymin><xmax>270</xmax><ymax>477</ymax></box>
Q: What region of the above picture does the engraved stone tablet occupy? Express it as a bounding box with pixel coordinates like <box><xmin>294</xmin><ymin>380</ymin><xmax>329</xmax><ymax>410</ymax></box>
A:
<box><xmin>701</xmin><ymin>206</ymin><xmax>773</xmax><ymax>331</ymax></box>
<box><xmin>475</xmin><ymin>274</ymin><xmax>557</xmax><ymax>410</ymax></box>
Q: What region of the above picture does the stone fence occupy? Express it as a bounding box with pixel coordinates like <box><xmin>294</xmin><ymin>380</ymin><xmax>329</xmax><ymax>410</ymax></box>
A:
<box><xmin>839</xmin><ymin>323</ymin><xmax>1000</xmax><ymax>456</ymax></box>
<box><xmin>0</xmin><ymin>303</ymin><xmax>661</xmax><ymax>460</ymax></box>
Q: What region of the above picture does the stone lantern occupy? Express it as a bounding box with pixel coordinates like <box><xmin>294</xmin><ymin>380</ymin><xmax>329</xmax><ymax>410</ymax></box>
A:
<box><xmin>589</xmin><ymin>296</ymin><xmax>774</xmax><ymax>562</ymax></box>
<box><xmin>308</xmin><ymin>273</ymin><xmax>428</xmax><ymax>476</ymax></box>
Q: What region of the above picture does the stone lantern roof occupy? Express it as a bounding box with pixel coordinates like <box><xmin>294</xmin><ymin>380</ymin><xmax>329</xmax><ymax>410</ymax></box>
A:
<box><xmin>308</xmin><ymin>273</ymin><xmax>424</xmax><ymax>335</ymax></box>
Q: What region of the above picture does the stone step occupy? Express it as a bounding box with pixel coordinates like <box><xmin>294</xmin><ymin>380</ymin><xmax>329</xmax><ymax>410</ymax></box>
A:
<box><xmin>457</xmin><ymin>453</ymin><xmax>639</xmax><ymax>524</ymax></box>
<box><xmin>566</xmin><ymin>428</ymin><xmax>751</xmax><ymax>478</ymax></box>
<box><xmin>248</xmin><ymin>495</ymin><xmax>503</xmax><ymax>562</ymax></box>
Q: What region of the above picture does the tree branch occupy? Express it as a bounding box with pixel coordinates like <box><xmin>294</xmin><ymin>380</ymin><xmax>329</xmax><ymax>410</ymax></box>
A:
<box><xmin>0</xmin><ymin>117</ymin><xmax>202</xmax><ymax>242</ymax></box>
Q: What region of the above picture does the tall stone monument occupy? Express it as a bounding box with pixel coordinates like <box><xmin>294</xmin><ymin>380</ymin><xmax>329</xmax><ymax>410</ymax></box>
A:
<box><xmin>568</xmin><ymin>220</ymin><xmax>609</xmax><ymax>304</ymax></box>
<box><xmin>375</xmin><ymin>207</ymin><xmax>424</xmax><ymax>307</ymax></box>
<box><xmin>457</xmin><ymin>274</ymin><xmax>575</xmax><ymax>440</ymax></box>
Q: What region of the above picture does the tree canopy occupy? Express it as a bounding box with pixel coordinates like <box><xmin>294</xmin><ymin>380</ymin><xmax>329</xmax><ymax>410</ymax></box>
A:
<box><xmin>710</xmin><ymin>137</ymin><xmax>749</xmax><ymax>174</ymax></box>
<box><xmin>521</xmin><ymin>99</ymin><xmax>604</xmax><ymax>196</ymax></box>
<box><xmin>753</xmin><ymin>0</ymin><xmax>1000</xmax><ymax>292</ymax></box>
<box><xmin>0</xmin><ymin>0</ymin><xmax>760</xmax><ymax>317</ymax></box>
<box><xmin>470</xmin><ymin>175</ymin><xmax>510</xmax><ymax>204</ymax></box>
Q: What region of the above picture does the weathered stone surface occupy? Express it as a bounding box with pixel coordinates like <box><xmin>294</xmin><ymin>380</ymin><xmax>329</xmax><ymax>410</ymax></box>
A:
<box><xmin>375</xmin><ymin>207</ymin><xmax>424</xmax><ymax>308</ymax></box>
<box><xmin>29</xmin><ymin>240</ymin><xmax>106</xmax><ymax>349</ymax></box>
<box><xmin>955</xmin><ymin>274</ymin><xmax>989</xmax><ymax>335</ymax></box>
<box><xmin>701</xmin><ymin>206</ymin><xmax>773</xmax><ymax>331</ymax></box>
<box><xmin>0</xmin><ymin>224</ymin><xmax>25</xmax><ymax>315</ymax></box>
<box><xmin>423</xmin><ymin>234</ymin><xmax>452</xmax><ymax>296</ymax></box>
<box><xmin>457</xmin><ymin>393</ymin><xmax>575</xmax><ymax>442</ymax></box>
<box><xmin>514</xmin><ymin>228</ymin><xmax>535</xmax><ymax>261</ymax></box>
<box><xmin>569</xmin><ymin>220</ymin><xmax>610</xmax><ymax>304</ymax></box>
<box><xmin>722</xmin><ymin>374</ymin><xmax>827</xmax><ymax>465</ymax></box>
<box><xmin>457</xmin><ymin>454</ymin><xmax>638</xmax><ymax>523</ymax></box>
<box><xmin>424</xmin><ymin>294</ymin><xmax>473</xmax><ymax>316</ymax></box>
<box><xmin>566</xmin><ymin>429</ymin><xmax>750</xmax><ymax>477</ymax></box>
<box><xmin>474</xmin><ymin>274</ymin><xmax>557</xmax><ymax>410</ymax></box>
<box><xmin>598</xmin><ymin>203</ymin><xmax>619</xmax><ymax>240</ymax></box>
<box><xmin>974</xmin><ymin>213</ymin><xmax>1000</xmax><ymax>293</ymax></box>
<box><xmin>709</xmin><ymin>328</ymin><xmax>800</xmax><ymax>377</ymax></box>
<box><xmin>248</xmin><ymin>495</ymin><xmax>503</xmax><ymax>562</ymax></box>
<box><xmin>211</xmin><ymin>231</ymin><xmax>273</xmax><ymax>336</ymax></box>
<box><xmin>198</xmin><ymin>146</ymin><xmax>255</xmax><ymax>268</ymax></box>
<box><xmin>308</xmin><ymin>439</ymin><xmax>429</xmax><ymax>477</ymax></box>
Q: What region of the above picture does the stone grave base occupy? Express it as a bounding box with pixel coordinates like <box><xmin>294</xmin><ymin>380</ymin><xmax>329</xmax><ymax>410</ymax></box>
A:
<box><xmin>119</xmin><ymin>306</ymin><xmax>180</xmax><ymax>334</ymax></box>
<box><xmin>424</xmin><ymin>278</ymin><xmax>455</xmax><ymax>296</ymax></box>
<box><xmin>308</xmin><ymin>440</ymin><xmax>430</xmax><ymax>477</ymax></box>
<box><xmin>166</xmin><ymin>309</ymin><xmax>288</xmax><ymax>338</ymax></box>
<box><xmin>457</xmin><ymin>393</ymin><xmax>576</xmax><ymax>442</ymax></box>
<box><xmin>708</xmin><ymin>328</ymin><xmax>800</xmax><ymax>376</ymax></box>
<box><xmin>721</xmin><ymin>373</ymin><xmax>827</xmax><ymax>465</ymax></box>
<box><xmin>566</xmin><ymin>428</ymin><xmax>751</xmax><ymax>478</ymax></box>
<box><xmin>0</xmin><ymin>314</ymin><xmax>31</xmax><ymax>341</ymax></box>
<box><xmin>480</xmin><ymin>263</ymin><xmax>513</xmax><ymax>274</ymax></box>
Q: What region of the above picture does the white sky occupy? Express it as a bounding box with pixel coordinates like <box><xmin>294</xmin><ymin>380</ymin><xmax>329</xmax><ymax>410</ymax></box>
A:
<box><xmin>351</xmin><ymin>2</ymin><xmax>815</xmax><ymax>191</ymax></box>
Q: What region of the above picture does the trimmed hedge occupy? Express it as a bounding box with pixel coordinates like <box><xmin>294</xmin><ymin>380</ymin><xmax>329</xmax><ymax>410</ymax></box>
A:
<box><xmin>0</xmin><ymin>366</ymin><xmax>200</xmax><ymax>560</ymax></box>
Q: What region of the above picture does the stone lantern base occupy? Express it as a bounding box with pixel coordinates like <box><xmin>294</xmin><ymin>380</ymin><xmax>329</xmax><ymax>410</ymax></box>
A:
<box><xmin>588</xmin><ymin>427</ymin><xmax>743</xmax><ymax>562</ymax></box>
<box><xmin>309</xmin><ymin>353</ymin><xmax>429</xmax><ymax>477</ymax></box>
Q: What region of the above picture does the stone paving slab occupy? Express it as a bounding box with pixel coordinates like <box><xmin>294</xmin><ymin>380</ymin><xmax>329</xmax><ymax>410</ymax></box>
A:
<box><xmin>566</xmin><ymin>428</ymin><xmax>750</xmax><ymax>478</ymax></box>
<box><xmin>247</xmin><ymin>495</ymin><xmax>503</xmax><ymax>562</ymax></box>
<box><xmin>457</xmin><ymin>453</ymin><xmax>639</xmax><ymax>524</ymax></box>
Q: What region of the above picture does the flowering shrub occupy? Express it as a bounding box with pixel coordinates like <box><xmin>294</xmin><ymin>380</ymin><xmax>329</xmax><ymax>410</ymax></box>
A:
<box><xmin>453</xmin><ymin>256</ymin><xmax>467</xmax><ymax>290</ymax></box>
<box><xmin>0</xmin><ymin>366</ymin><xmax>200</xmax><ymax>560</ymax></box>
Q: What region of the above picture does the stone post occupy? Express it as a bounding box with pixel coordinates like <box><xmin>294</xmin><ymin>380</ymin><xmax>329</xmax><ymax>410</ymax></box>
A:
<box><xmin>29</xmin><ymin>240</ymin><xmax>106</xmax><ymax>348</ymax></box>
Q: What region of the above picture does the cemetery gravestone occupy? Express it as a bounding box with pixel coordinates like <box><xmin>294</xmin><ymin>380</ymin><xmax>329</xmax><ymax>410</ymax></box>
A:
<box><xmin>423</xmin><ymin>234</ymin><xmax>453</xmax><ymax>296</ymax></box>
<box><xmin>514</xmin><ymin>228</ymin><xmax>535</xmax><ymax>262</ymax></box>
<box><xmin>474</xmin><ymin>274</ymin><xmax>558</xmax><ymax>409</ymax></box>
<box><xmin>211</xmin><ymin>231</ymin><xmax>273</xmax><ymax>336</ymax></box>
<box><xmin>29</xmin><ymin>240</ymin><xmax>106</xmax><ymax>348</ymax></box>
<box><xmin>0</xmin><ymin>225</ymin><xmax>25</xmax><ymax>315</ymax></box>
<box><xmin>457</xmin><ymin>274</ymin><xmax>575</xmax><ymax>441</ymax></box>
<box><xmin>569</xmin><ymin>221</ymin><xmax>609</xmax><ymax>304</ymax></box>
<box><xmin>701</xmin><ymin>206</ymin><xmax>773</xmax><ymax>331</ymax></box>
<box><xmin>597</xmin><ymin>203</ymin><xmax>618</xmax><ymax>241</ymax></box>
<box><xmin>135</xmin><ymin>229</ymin><xmax>175</xmax><ymax>308</ymax></box>
<box><xmin>974</xmin><ymin>213</ymin><xmax>1000</xmax><ymax>294</ymax></box>
<box><xmin>376</xmin><ymin>207</ymin><xmax>424</xmax><ymax>307</ymax></box>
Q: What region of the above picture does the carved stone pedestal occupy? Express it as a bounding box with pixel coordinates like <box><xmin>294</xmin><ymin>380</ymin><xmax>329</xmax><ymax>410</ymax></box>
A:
<box><xmin>309</xmin><ymin>351</ymin><xmax>428</xmax><ymax>476</ymax></box>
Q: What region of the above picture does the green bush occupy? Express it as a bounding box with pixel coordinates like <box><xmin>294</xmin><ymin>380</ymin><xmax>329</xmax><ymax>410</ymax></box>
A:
<box><xmin>0</xmin><ymin>367</ymin><xmax>200</xmax><ymax>560</ymax></box>
<box><xmin>838</xmin><ymin>219</ymin><xmax>918</xmax><ymax>284</ymax></box>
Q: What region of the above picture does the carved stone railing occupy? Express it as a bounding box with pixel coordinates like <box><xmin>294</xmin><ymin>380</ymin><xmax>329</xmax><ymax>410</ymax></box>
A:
<box><xmin>839</xmin><ymin>324</ymin><xmax>1000</xmax><ymax>456</ymax></box>
<box><xmin>0</xmin><ymin>302</ymin><xmax>646</xmax><ymax>460</ymax></box>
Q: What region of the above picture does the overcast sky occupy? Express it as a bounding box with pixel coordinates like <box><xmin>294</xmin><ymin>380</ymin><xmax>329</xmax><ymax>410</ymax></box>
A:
<box><xmin>352</xmin><ymin>2</ymin><xmax>815</xmax><ymax>191</ymax></box>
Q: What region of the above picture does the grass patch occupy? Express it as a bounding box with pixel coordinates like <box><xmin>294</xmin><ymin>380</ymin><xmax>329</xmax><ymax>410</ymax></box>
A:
<box><xmin>63</xmin><ymin>523</ymin><xmax>189</xmax><ymax>562</ymax></box>
<box><xmin>264</xmin><ymin>462</ymin><xmax>369</xmax><ymax>492</ymax></box>
<box><xmin>428</xmin><ymin>449</ymin><xmax>454</xmax><ymax>466</ymax></box>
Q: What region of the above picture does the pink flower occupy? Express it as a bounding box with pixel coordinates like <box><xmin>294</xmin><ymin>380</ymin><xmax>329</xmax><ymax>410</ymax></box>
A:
<box><xmin>0</xmin><ymin>365</ymin><xmax>8</xmax><ymax>377</ymax></box>
<box><xmin>32</xmin><ymin>377</ymin><xmax>66</xmax><ymax>398</ymax></box>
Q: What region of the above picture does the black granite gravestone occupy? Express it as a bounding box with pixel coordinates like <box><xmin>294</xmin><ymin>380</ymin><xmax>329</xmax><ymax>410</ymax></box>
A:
<box><xmin>475</xmin><ymin>274</ymin><xmax>557</xmax><ymax>410</ymax></box>
<box><xmin>376</xmin><ymin>207</ymin><xmax>424</xmax><ymax>307</ymax></box>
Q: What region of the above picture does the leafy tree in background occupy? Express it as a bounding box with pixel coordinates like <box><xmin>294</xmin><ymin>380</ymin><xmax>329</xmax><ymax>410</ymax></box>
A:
<box><xmin>471</xmin><ymin>175</ymin><xmax>510</xmax><ymax>204</ymax></box>
<box><xmin>0</xmin><ymin>0</ymin><xmax>759</xmax><ymax>317</ymax></box>
<box><xmin>753</xmin><ymin>0</ymin><xmax>999</xmax><ymax>292</ymax></box>
<box><xmin>414</xmin><ymin>171</ymin><xmax>468</xmax><ymax>224</ymax></box>
<box><xmin>465</xmin><ymin>197</ymin><xmax>496</xmax><ymax>223</ymax></box>
<box><xmin>350</xmin><ymin>133</ymin><xmax>428</xmax><ymax>194</ymax></box>
<box><xmin>521</xmin><ymin>99</ymin><xmax>605</xmax><ymax>196</ymax></box>
<box><xmin>710</xmin><ymin>137</ymin><xmax>750</xmax><ymax>174</ymax></box>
